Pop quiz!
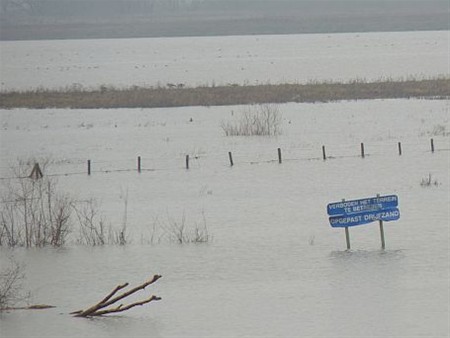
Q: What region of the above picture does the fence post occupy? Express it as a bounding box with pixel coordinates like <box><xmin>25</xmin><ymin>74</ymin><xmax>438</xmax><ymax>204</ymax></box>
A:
<box><xmin>322</xmin><ymin>145</ymin><xmax>327</xmax><ymax>160</ymax></box>
<box><xmin>186</xmin><ymin>155</ymin><xmax>189</xmax><ymax>169</ymax></box>
<box><xmin>361</xmin><ymin>143</ymin><xmax>365</xmax><ymax>158</ymax></box>
<box><xmin>137</xmin><ymin>156</ymin><xmax>141</xmax><ymax>173</ymax></box>
<box><xmin>278</xmin><ymin>148</ymin><xmax>282</xmax><ymax>164</ymax></box>
<box><xmin>87</xmin><ymin>160</ymin><xmax>91</xmax><ymax>176</ymax></box>
<box><xmin>431</xmin><ymin>138</ymin><xmax>435</xmax><ymax>153</ymax></box>
<box><xmin>228</xmin><ymin>152</ymin><xmax>234</xmax><ymax>166</ymax></box>
<box><xmin>398</xmin><ymin>142</ymin><xmax>402</xmax><ymax>156</ymax></box>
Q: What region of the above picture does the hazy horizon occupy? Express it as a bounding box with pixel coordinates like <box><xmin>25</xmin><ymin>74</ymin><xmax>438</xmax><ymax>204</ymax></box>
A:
<box><xmin>1</xmin><ymin>0</ymin><xmax>448</xmax><ymax>40</ymax></box>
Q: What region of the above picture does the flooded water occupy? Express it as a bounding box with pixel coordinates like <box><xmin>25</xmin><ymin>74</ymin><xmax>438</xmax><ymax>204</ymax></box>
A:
<box><xmin>0</xmin><ymin>30</ymin><xmax>447</xmax><ymax>91</ymax></box>
<box><xmin>1</xmin><ymin>98</ymin><xmax>449</xmax><ymax>337</ymax></box>
<box><xmin>1</xmin><ymin>30</ymin><xmax>449</xmax><ymax>337</ymax></box>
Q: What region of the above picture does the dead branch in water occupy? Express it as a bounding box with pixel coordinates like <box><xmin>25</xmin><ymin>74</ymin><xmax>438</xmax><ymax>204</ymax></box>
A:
<box><xmin>1</xmin><ymin>304</ymin><xmax>56</xmax><ymax>311</ymax></box>
<box><xmin>71</xmin><ymin>275</ymin><xmax>162</xmax><ymax>317</ymax></box>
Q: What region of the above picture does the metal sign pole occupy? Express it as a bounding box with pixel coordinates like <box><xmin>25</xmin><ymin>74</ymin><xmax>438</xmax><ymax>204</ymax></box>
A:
<box><xmin>345</xmin><ymin>227</ymin><xmax>351</xmax><ymax>250</ymax></box>
<box><xmin>379</xmin><ymin>220</ymin><xmax>385</xmax><ymax>250</ymax></box>
<box><xmin>341</xmin><ymin>198</ymin><xmax>350</xmax><ymax>250</ymax></box>
<box><xmin>376</xmin><ymin>194</ymin><xmax>386</xmax><ymax>250</ymax></box>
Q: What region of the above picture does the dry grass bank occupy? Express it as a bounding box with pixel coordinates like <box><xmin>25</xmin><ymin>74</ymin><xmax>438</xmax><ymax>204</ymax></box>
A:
<box><xmin>0</xmin><ymin>78</ymin><xmax>448</xmax><ymax>109</ymax></box>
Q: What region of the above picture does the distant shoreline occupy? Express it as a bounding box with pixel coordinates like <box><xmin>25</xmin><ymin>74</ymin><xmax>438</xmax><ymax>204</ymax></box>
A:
<box><xmin>1</xmin><ymin>78</ymin><xmax>448</xmax><ymax>109</ymax></box>
<box><xmin>0</xmin><ymin>0</ymin><xmax>446</xmax><ymax>41</ymax></box>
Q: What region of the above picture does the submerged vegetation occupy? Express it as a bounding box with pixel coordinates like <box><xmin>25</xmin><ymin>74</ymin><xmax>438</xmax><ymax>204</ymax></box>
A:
<box><xmin>0</xmin><ymin>77</ymin><xmax>448</xmax><ymax>109</ymax></box>
<box><xmin>0</xmin><ymin>160</ymin><xmax>211</xmax><ymax>248</ymax></box>
<box><xmin>0</xmin><ymin>258</ymin><xmax>28</xmax><ymax>310</ymax></box>
<box><xmin>221</xmin><ymin>104</ymin><xmax>283</xmax><ymax>136</ymax></box>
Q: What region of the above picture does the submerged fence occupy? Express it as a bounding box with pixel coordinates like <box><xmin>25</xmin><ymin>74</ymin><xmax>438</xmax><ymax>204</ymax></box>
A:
<box><xmin>0</xmin><ymin>138</ymin><xmax>448</xmax><ymax>181</ymax></box>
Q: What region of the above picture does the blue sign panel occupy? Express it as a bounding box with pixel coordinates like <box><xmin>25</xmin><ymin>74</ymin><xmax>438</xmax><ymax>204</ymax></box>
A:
<box><xmin>329</xmin><ymin>208</ymin><xmax>400</xmax><ymax>228</ymax></box>
<box><xmin>327</xmin><ymin>195</ymin><xmax>398</xmax><ymax>216</ymax></box>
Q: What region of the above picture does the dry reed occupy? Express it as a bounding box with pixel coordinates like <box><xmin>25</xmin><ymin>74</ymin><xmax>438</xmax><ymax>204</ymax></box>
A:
<box><xmin>0</xmin><ymin>77</ymin><xmax>448</xmax><ymax>109</ymax></box>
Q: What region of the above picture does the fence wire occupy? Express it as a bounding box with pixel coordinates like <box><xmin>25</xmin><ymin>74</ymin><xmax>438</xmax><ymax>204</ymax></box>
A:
<box><xmin>0</xmin><ymin>139</ymin><xmax>448</xmax><ymax>181</ymax></box>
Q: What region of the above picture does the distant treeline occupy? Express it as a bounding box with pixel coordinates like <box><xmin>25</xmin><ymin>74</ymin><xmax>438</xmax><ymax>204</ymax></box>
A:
<box><xmin>1</xmin><ymin>78</ymin><xmax>448</xmax><ymax>109</ymax></box>
<box><xmin>0</xmin><ymin>0</ymin><xmax>448</xmax><ymax>40</ymax></box>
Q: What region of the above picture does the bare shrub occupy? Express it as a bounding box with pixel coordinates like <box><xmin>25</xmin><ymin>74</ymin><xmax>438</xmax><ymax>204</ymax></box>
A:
<box><xmin>72</xmin><ymin>198</ymin><xmax>127</xmax><ymax>246</ymax></box>
<box><xmin>145</xmin><ymin>212</ymin><xmax>211</xmax><ymax>245</ymax></box>
<box><xmin>72</xmin><ymin>199</ymin><xmax>106</xmax><ymax>246</ymax></box>
<box><xmin>430</xmin><ymin>124</ymin><xmax>449</xmax><ymax>136</ymax></box>
<box><xmin>0</xmin><ymin>160</ymin><xmax>72</xmax><ymax>247</ymax></box>
<box><xmin>0</xmin><ymin>258</ymin><xmax>29</xmax><ymax>309</ymax></box>
<box><xmin>0</xmin><ymin>159</ymin><xmax>130</xmax><ymax>247</ymax></box>
<box><xmin>420</xmin><ymin>173</ymin><xmax>440</xmax><ymax>187</ymax></box>
<box><xmin>221</xmin><ymin>104</ymin><xmax>282</xmax><ymax>136</ymax></box>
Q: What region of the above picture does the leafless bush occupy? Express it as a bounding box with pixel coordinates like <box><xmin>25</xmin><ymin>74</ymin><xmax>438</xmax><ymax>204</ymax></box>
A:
<box><xmin>72</xmin><ymin>198</ymin><xmax>106</xmax><ymax>246</ymax></box>
<box><xmin>0</xmin><ymin>159</ymin><xmax>130</xmax><ymax>247</ymax></box>
<box><xmin>221</xmin><ymin>104</ymin><xmax>282</xmax><ymax>136</ymax></box>
<box><xmin>0</xmin><ymin>257</ymin><xmax>29</xmax><ymax>309</ymax></box>
<box><xmin>0</xmin><ymin>160</ymin><xmax>72</xmax><ymax>247</ymax></box>
<box><xmin>72</xmin><ymin>198</ymin><xmax>127</xmax><ymax>246</ymax></box>
<box><xmin>430</xmin><ymin>124</ymin><xmax>448</xmax><ymax>136</ymax></box>
<box><xmin>145</xmin><ymin>212</ymin><xmax>211</xmax><ymax>245</ymax></box>
<box><xmin>420</xmin><ymin>173</ymin><xmax>440</xmax><ymax>187</ymax></box>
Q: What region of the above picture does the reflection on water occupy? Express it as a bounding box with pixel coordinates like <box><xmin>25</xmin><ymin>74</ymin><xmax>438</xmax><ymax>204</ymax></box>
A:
<box><xmin>329</xmin><ymin>248</ymin><xmax>405</xmax><ymax>261</ymax></box>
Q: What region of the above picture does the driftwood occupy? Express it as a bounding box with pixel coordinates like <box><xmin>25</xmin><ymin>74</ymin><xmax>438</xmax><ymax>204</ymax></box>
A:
<box><xmin>1</xmin><ymin>304</ymin><xmax>55</xmax><ymax>311</ymax></box>
<box><xmin>71</xmin><ymin>274</ymin><xmax>162</xmax><ymax>317</ymax></box>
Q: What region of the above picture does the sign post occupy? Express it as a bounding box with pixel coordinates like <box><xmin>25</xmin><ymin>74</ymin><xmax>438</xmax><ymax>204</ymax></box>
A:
<box><xmin>342</xmin><ymin>198</ymin><xmax>350</xmax><ymax>250</ymax></box>
<box><xmin>345</xmin><ymin>227</ymin><xmax>350</xmax><ymax>250</ymax></box>
<box><xmin>376</xmin><ymin>194</ymin><xmax>385</xmax><ymax>249</ymax></box>
<box><xmin>327</xmin><ymin>194</ymin><xmax>399</xmax><ymax>249</ymax></box>
<box><xmin>379</xmin><ymin>220</ymin><xmax>385</xmax><ymax>249</ymax></box>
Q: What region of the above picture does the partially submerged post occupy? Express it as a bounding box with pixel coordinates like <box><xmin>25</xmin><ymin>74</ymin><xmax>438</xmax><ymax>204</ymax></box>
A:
<box><xmin>185</xmin><ymin>155</ymin><xmax>189</xmax><ymax>169</ymax></box>
<box><xmin>278</xmin><ymin>148</ymin><xmax>282</xmax><ymax>164</ymax></box>
<box><xmin>342</xmin><ymin>199</ymin><xmax>350</xmax><ymax>250</ymax></box>
<box><xmin>228</xmin><ymin>152</ymin><xmax>234</xmax><ymax>166</ymax></box>
<box><xmin>377</xmin><ymin>194</ymin><xmax>386</xmax><ymax>250</ymax></box>
<box><xmin>322</xmin><ymin>145</ymin><xmax>327</xmax><ymax>161</ymax></box>
<box><xmin>360</xmin><ymin>143</ymin><xmax>365</xmax><ymax>158</ymax></box>
<box><xmin>87</xmin><ymin>160</ymin><xmax>91</xmax><ymax>176</ymax></box>
<box><xmin>398</xmin><ymin>142</ymin><xmax>402</xmax><ymax>156</ymax></box>
<box><xmin>345</xmin><ymin>227</ymin><xmax>351</xmax><ymax>250</ymax></box>
<box><xmin>431</xmin><ymin>138</ymin><xmax>435</xmax><ymax>153</ymax></box>
<box><xmin>137</xmin><ymin>156</ymin><xmax>141</xmax><ymax>173</ymax></box>
<box><xmin>29</xmin><ymin>163</ymin><xmax>43</xmax><ymax>180</ymax></box>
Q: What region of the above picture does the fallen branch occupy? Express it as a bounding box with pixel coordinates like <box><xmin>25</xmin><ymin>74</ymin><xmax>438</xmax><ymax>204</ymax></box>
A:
<box><xmin>71</xmin><ymin>275</ymin><xmax>162</xmax><ymax>317</ymax></box>
<box><xmin>1</xmin><ymin>304</ymin><xmax>56</xmax><ymax>311</ymax></box>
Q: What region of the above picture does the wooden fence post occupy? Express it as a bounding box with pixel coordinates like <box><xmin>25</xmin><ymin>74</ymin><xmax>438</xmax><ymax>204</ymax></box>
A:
<box><xmin>398</xmin><ymin>142</ymin><xmax>402</xmax><ymax>156</ymax></box>
<box><xmin>431</xmin><ymin>138</ymin><xmax>435</xmax><ymax>153</ymax></box>
<box><xmin>87</xmin><ymin>160</ymin><xmax>91</xmax><ymax>176</ymax></box>
<box><xmin>186</xmin><ymin>155</ymin><xmax>189</xmax><ymax>169</ymax></box>
<box><xmin>278</xmin><ymin>148</ymin><xmax>282</xmax><ymax>164</ymax></box>
<box><xmin>361</xmin><ymin>143</ymin><xmax>365</xmax><ymax>158</ymax></box>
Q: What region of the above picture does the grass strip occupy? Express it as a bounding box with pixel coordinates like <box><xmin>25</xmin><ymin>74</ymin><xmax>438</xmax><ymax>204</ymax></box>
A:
<box><xmin>1</xmin><ymin>78</ymin><xmax>448</xmax><ymax>109</ymax></box>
